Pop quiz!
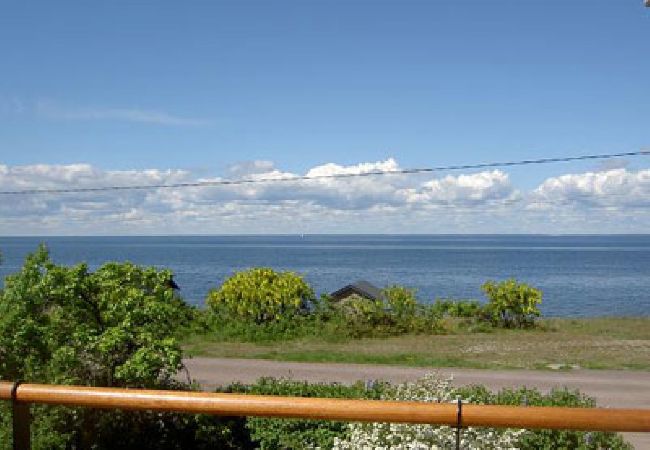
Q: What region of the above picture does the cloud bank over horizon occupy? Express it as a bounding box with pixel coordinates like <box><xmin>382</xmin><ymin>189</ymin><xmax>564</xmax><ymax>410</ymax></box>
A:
<box><xmin>1</xmin><ymin>158</ymin><xmax>649</xmax><ymax>235</ymax></box>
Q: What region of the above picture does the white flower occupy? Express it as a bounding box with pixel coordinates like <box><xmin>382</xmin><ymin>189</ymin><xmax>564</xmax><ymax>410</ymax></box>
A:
<box><xmin>332</xmin><ymin>372</ymin><xmax>524</xmax><ymax>450</ymax></box>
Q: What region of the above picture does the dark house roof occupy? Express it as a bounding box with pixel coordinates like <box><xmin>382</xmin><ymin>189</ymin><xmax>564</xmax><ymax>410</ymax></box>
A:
<box><xmin>164</xmin><ymin>276</ymin><xmax>180</xmax><ymax>290</ymax></box>
<box><xmin>330</xmin><ymin>280</ymin><xmax>383</xmax><ymax>301</ymax></box>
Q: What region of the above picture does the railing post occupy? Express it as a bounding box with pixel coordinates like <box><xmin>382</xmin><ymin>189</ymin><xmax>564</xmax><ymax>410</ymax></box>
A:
<box><xmin>455</xmin><ymin>397</ymin><xmax>462</xmax><ymax>450</ymax></box>
<box><xmin>11</xmin><ymin>382</ymin><xmax>31</xmax><ymax>450</ymax></box>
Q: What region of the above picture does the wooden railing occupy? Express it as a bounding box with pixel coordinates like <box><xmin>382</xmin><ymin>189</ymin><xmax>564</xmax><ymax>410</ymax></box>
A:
<box><xmin>2</xmin><ymin>381</ymin><xmax>650</xmax><ymax>449</ymax></box>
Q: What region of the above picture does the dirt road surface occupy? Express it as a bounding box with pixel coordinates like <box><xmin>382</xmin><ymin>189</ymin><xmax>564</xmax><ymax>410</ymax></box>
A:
<box><xmin>184</xmin><ymin>357</ymin><xmax>650</xmax><ymax>449</ymax></box>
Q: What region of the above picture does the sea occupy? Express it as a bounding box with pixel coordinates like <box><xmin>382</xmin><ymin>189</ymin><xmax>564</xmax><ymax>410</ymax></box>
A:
<box><xmin>1</xmin><ymin>235</ymin><xmax>649</xmax><ymax>317</ymax></box>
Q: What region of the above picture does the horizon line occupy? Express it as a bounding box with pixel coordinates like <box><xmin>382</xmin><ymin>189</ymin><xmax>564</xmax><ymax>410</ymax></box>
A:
<box><xmin>2</xmin><ymin>233</ymin><xmax>650</xmax><ymax>238</ymax></box>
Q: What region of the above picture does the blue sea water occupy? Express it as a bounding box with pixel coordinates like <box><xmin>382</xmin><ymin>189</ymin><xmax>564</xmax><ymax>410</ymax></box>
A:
<box><xmin>0</xmin><ymin>235</ymin><xmax>649</xmax><ymax>317</ymax></box>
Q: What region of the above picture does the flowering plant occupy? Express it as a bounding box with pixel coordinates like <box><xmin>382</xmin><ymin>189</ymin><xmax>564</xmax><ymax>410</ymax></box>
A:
<box><xmin>332</xmin><ymin>373</ymin><xmax>524</xmax><ymax>450</ymax></box>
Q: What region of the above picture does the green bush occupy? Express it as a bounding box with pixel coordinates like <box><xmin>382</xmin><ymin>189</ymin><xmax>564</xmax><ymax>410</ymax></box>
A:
<box><xmin>383</xmin><ymin>285</ymin><xmax>440</xmax><ymax>333</ymax></box>
<box><xmin>383</xmin><ymin>285</ymin><xmax>418</xmax><ymax>319</ymax></box>
<box><xmin>207</xmin><ymin>268</ymin><xmax>315</xmax><ymax>324</ymax></box>
<box><xmin>0</xmin><ymin>246</ymin><xmax>246</xmax><ymax>450</ymax></box>
<box><xmin>481</xmin><ymin>278</ymin><xmax>542</xmax><ymax>328</ymax></box>
<box><xmin>226</xmin><ymin>375</ymin><xmax>630</xmax><ymax>450</ymax></box>
<box><xmin>455</xmin><ymin>385</ymin><xmax>632</xmax><ymax>449</ymax></box>
<box><xmin>326</xmin><ymin>290</ymin><xmax>442</xmax><ymax>338</ymax></box>
<box><xmin>189</xmin><ymin>308</ymin><xmax>322</xmax><ymax>343</ymax></box>
<box><xmin>197</xmin><ymin>275</ymin><xmax>545</xmax><ymax>341</ymax></box>
<box><xmin>224</xmin><ymin>377</ymin><xmax>388</xmax><ymax>450</ymax></box>
<box><xmin>430</xmin><ymin>298</ymin><xmax>484</xmax><ymax>318</ymax></box>
<box><xmin>330</xmin><ymin>294</ymin><xmax>394</xmax><ymax>336</ymax></box>
<box><xmin>0</xmin><ymin>245</ymin><xmax>192</xmax><ymax>387</ymax></box>
<box><xmin>202</xmin><ymin>284</ymin><xmax>442</xmax><ymax>342</ymax></box>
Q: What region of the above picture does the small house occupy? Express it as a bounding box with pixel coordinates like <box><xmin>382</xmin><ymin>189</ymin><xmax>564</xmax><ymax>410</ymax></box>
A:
<box><xmin>330</xmin><ymin>280</ymin><xmax>384</xmax><ymax>302</ymax></box>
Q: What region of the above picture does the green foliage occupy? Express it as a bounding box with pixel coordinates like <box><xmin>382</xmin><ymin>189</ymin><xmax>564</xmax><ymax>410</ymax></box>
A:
<box><xmin>330</xmin><ymin>294</ymin><xmax>394</xmax><ymax>336</ymax></box>
<box><xmin>189</xmin><ymin>308</ymin><xmax>322</xmax><ymax>343</ymax></box>
<box><xmin>0</xmin><ymin>245</ymin><xmax>191</xmax><ymax>386</ymax></box>
<box><xmin>455</xmin><ymin>385</ymin><xmax>632</xmax><ymax>449</ymax></box>
<box><xmin>203</xmin><ymin>278</ymin><xmax>443</xmax><ymax>341</ymax></box>
<box><xmin>224</xmin><ymin>375</ymin><xmax>629</xmax><ymax>450</ymax></box>
<box><xmin>207</xmin><ymin>268</ymin><xmax>315</xmax><ymax>324</ymax></box>
<box><xmin>383</xmin><ymin>285</ymin><xmax>418</xmax><ymax>318</ymax></box>
<box><xmin>201</xmin><ymin>272</ymin><xmax>547</xmax><ymax>341</ymax></box>
<box><xmin>224</xmin><ymin>377</ymin><xmax>387</xmax><ymax>450</ymax></box>
<box><xmin>0</xmin><ymin>403</ymin><xmax>10</xmax><ymax>450</ymax></box>
<box><xmin>431</xmin><ymin>298</ymin><xmax>483</xmax><ymax>318</ymax></box>
<box><xmin>233</xmin><ymin>375</ymin><xmax>630</xmax><ymax>450</ymax></box>
<box><xmin>383</xmin><ymin>285</ymin><xmax>440</xmax><ymax>333</ymax></box>
<box><xmin>325</xmin><ymin>291</ymin><xmax>442</xmax><ymax>338</ymax></box>
<box><xmin>481</xmin><ymin>278</ymin><xmax>542</xmax><ymax>328</ymax></box>
<box><xmin>0</xmin><ymin>245</ymin><xmax>246</xmax><ymax>449</ymax></box>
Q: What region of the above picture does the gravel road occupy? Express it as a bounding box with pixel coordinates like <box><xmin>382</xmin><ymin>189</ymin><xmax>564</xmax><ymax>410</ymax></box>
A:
<box><xmin>184</xmin><ymin>357</ymin><xmax>650</xmax><ymax>449</ymax></box>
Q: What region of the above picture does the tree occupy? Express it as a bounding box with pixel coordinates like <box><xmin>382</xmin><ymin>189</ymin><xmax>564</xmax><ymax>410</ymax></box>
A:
<box><xmin>481</xmin><ymin>278</ymin><xmax>542</xmax><ymax>328</ymax></box>
<box><xmin>0</xmin><ymin>245</ymin><xmax>245</xmax><ymax>449</ymax></box>
<box><xmin>0</xmin><ymin>245</ymin><xmax>191</xmax><ymax>386</ymax></box>
<box><xmin>207</xmin><ymin>268</ymin><xmax>314</xmax><ymax>323</ymax></box>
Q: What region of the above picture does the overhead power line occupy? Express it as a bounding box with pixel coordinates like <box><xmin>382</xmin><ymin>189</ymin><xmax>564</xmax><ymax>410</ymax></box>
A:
<box><xmin>1</xmin><ymin>150</ymin><xmax>649</xmax><ymax>196</ymax></box>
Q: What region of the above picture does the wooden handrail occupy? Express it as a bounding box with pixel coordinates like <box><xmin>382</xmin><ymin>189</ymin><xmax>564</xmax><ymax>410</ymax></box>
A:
<box><xmin>1</xmin><ymin>381</ymin><xmax>650</xmax><ymax>432</ymax></box>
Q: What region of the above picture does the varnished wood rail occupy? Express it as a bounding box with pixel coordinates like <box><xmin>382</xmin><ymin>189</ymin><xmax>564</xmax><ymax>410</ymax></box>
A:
<box><xmin>2</xmin><ymin>381</ymin><xmax>650</xmax><ymax>449</ymax></box>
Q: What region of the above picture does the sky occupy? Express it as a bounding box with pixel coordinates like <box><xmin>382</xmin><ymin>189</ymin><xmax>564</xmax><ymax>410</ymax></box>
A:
<box><xmin>0</xmin><ymin>0</ymin><xmax>649</xmax><ymax>235</ymax></box>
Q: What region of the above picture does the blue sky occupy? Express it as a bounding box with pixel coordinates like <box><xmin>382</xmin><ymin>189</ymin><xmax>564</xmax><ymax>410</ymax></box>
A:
<box><xmin>0</xmin><ymin>0</ymin><xmax>649</xmax><ymax>234</ymax></box>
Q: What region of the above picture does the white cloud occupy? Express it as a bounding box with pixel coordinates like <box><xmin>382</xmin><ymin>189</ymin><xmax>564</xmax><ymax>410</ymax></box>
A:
<box><xmin>531</xmin><ymin>168</ymin><xmax>650</xmax><ymax>208</ymax></box>
<box><xmin>304</xmin><ymin>158</ymin><xmax>399</xmax><ymax>177</ymax></box>
<box><xmin>0</xmin><ymin>160</ymin><xmax>649</xmax><ymax>235</ymax></box>
<box><xmin>402</xmin><ymin>170</ymin><xmax>517</xmax><ymax>205</ymax></box>
<box><xmin>35</xmin><ymin>100</ymin><xmax>211</xmax><ymax>126</ymax></box>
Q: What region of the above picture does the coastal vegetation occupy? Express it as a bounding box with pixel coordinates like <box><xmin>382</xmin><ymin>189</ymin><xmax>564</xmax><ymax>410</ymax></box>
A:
<box><xmin>198</xmin><ymin>267</ymin><xmax>543</xmax><ymax>344</ymax></box>
<box><xmin>0</xmin><ymin>247</ymin><xmax>643</xmax><ymax>448</ymax></box>
<box><xmin>207</xmin><ymin>267</ymin><xmax>315</xmax><ymax>324</ymax></box>
<box><xmin>186</xmin><ymin>268</ymin><xmax>650</xmax><ymax>371</ymax></box>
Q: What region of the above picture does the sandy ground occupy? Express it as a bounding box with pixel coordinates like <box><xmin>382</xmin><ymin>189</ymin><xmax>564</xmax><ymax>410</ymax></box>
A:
<box><xmin>184</xmin><ymin>357</ymin><xmax>650</xmax><ymax>449</ymax></box>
